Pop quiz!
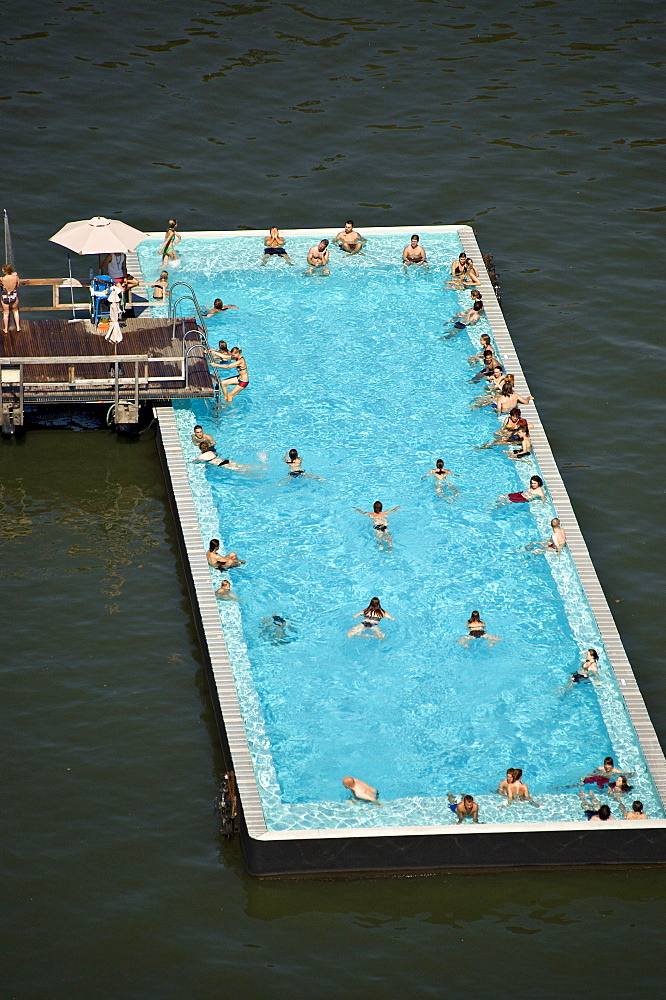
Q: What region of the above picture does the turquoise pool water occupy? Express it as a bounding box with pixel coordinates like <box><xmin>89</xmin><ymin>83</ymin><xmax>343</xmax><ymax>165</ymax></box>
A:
<box><xmin>138</xmin><ymin>231</ymin><xmax>662</xmax><ymax>829</ymax></box>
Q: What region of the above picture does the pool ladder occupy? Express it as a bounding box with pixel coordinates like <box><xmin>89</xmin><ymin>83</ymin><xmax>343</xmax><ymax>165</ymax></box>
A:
<box><xmin>167</xmin><ymin>282</ymin><xmax>224</xmax><ymax>413</ymax></box>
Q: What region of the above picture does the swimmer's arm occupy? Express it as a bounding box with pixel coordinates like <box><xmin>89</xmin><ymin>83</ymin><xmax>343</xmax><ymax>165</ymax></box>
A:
<box><xmin>211</xmin><ymin>359</ymin><xmax>239</xmax><ymax>369</ymax></box>
<box><xmin>386</xmin><ymin>506</ymin><xmax>401</xmax><ymax>513</ymax></box>
<box><xmin>351</xmin><ymin>612</ymin><xmax>364</xmax><ymax>619</ymax></box>
<box><xmin>351</xmin><ymin>507</ymin><xmax>370</xmax><ymax>516</ymax></box>
<box><xmin>516</xmin><ymin>394</ymin><xmax>533</xmax><ymax>405</ymax></box>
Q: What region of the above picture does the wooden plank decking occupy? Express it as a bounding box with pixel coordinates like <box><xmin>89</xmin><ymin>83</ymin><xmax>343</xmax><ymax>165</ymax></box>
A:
<box><xmin>0</xmin><ymin>316</ymin><xmax>215</xmax><ymax>403</ymax></box>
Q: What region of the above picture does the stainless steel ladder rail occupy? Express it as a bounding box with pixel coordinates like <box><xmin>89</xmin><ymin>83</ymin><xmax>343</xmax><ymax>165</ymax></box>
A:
<box><xmin>182</xmin><ymin>326</ymin><xmax>224</xmax><ymax>412</ymax></box>
<box><xmin>167</xmin><ymin>282</ymin><xmax>209</xmax><ymax>338</ymax></box>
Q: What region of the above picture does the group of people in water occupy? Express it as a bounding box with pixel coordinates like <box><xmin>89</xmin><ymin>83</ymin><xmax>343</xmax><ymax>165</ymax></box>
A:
<box><xmin>183</xmin><ymin>231</ymin><xmax>642</xmax><ymax>823</ymax></box>
<box><xmin>342</xmin><ymin>754</ymin><xmax>648</xmax><ymax>822</ymax></box>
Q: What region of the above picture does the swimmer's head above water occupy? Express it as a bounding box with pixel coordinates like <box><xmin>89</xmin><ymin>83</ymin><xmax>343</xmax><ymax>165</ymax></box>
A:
<box><xmin>372</xmin><ymin>501</ymin><xmax>383</xmax><ymax>513</ymax></box>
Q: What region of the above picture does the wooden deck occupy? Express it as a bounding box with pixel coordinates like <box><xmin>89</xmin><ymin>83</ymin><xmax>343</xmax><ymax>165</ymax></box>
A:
<box><xmin>0</xmin><ymin>315</ymin><xmax>215</xmax><ymax>406</ymax></box>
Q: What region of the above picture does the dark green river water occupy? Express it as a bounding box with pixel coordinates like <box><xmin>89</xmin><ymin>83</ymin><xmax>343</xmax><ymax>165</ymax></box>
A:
<box><xmin>1</xmin><ymin>2</ymin><xmax>664</xmax><ymax>997</ymax></box>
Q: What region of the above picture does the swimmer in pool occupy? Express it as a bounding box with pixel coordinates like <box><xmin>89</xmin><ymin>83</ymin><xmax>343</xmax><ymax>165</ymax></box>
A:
<box><xmin>441</xmin><ymin>301</ymin><xmax>485</xmax><ymax>339</ymax></box>
<box><xmin>458</xmin><ymin>610</ymin><xmax>500</xmax><ymax>648</ymax></box>
<box><xmin>496</xmin><ymin>475</ymin><xmax>545</xmax><ymax>507</ymax></box>
<box><xmin>402</xmin><ymin>234</ymin><xmax>428</xmax><ymax>269</ymax></box>
<box><xmin>347</xmin><ymin>596</ymin><xmax>394</xmax><ymax>639</ymax></box>
<box><xmin>261</xmin><ymin>227</ymin><xmax>293</xmax><ymax>265</ymax></box>
<box><xmin>468</xmin><ymin>332</ymin><xmax>493</xmax><ymax>366</ymax></box>
<box><xmin>307</xmin><ymin>240</ymin><xmax>330</xmax><ymax>275</ymax></box>
<box><xmin>209</xmin><ymin>340</ymin><xmax>233</xmax><ymax>361</ymax></box>
<box><xmin>497</xmin><ymin>769</ymin><xmax>519</xmax><ymax>798</ymax></box>
<box><xmin>205</xmin><ymin>298</ymin><xmax>238</xmax><ymax>316</ymax></box>
<box><xmin>215</xmin><ymin>579</ymin><xmax>239</xmax><ymax>601</ymax></box>
<box><xmin>578</xmin><ymin>756</ymin><xmax>634</xmax><ymax>790</ymax></box>
<box><xmin>447</xmin><ymin>793</ymin><xmax>480</xmax><ymax>824</ymax></box>
<box><xmin>352</xmin><ymin>500</ymin><xmax>401</xmax><ymax>551</ymax></box>
<box><xmin>342</xmin><ymin>776</ymin><xmax>381</xmax><ymax>805</ymax></box>
<box><xmin>334</xmin><ymin>220</ymin><xmax>367</xmax><ymax>255</ymax></box>
<box><xmin>422</xmin><ymin>459</ymin><xmax>460</xmax><ymax>500</ymax></box>
<box><xmin>565</xmin><ymin>649</ymin><xmax>600</xmax><ymax>690</ymax></box>
<box><xmin>206</xmin><ymin>539</ymin><xmax>246</xmax><ymax>571</ymax></box>
<box><xmin>619</xmin><ymin>800</ymin><xmax>649</xmax><ymax>820</ymax></box>
<box><xmin>282</xmin><ymin>448</ymin><xmax>325</xmax><ymax>481</ymax></box>
<box><xmin>526</xmin><ymin>517</ymin><xmax>567</xmax><ymax>554</ymax></box>
<box><xmin>503</xmin><ymin>424</ymin><xmax>532</xmax><ymax>461</ymax></box>
<box><xmin>501</xmin><ymin>768</ymin><xmax>541</xmax><ymax>807</ymax></box>
<box><xmin>191</xmin><ymin>425</ymin><xmax>216</xmax><ymax>449</ymax></box>
<box><xmin>476</xmin><ymin>409</ymin><xmax>532</xmax><ymax>450</ymax></box>
<box><xmin>194</xmin><ymin>442</ymin><xmax>262</xmax><ymax>472</ymax></box>
<box><xmin>260</xmin><ymin>615</ymin><xmax>297</xmax><ymax>645</ymax></box>
<box><xmin>149</xmin><ymin>270</ymin><xmax>169</xmax><ymax>300</ymax></box>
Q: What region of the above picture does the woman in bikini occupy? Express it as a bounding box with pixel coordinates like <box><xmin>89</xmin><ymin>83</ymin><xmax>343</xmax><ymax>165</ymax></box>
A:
<box><xmin>458</xmin><ymin>610</ymin><xmax>500</xmax><ymax>648</ymax></box>
<box><xmin>212</xmin><ymin>346</ymin><xmax>249</xmax><ymax>404</ymax></box>
<box><xmin>496</xmin><ymin>474</ymin><xmax>545</xmax><ymax>506</ymax></box>
<box><xmin>1</xmin><ymin>264</ymin><xmax>20</xmax><ymax>334</ymax></box>
<box><xmin>347</xmin><ymin>597</ymin><xmax>394</xmax><ymax>640</ymax></box>
<box><xmin>422</xmin><ymin>459</ymin><xmax>460</xmax><ymax>499</ymax></box>
<box><xmin>160</xmin><ymin>219</ymin><xmax>181</xmax><ymax>265</ymax></box>
<box><xmin>504</xmin><ymin>425</ymin><xmax>532</xmax><ymax>461</ymax></box>
<box><xmin>150</xmin><ymin>270</ymin><xmax>169</xmax><ymax>300</ymax></box>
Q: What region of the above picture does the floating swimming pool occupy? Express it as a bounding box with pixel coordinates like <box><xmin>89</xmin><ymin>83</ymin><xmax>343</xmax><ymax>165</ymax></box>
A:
<box><xmin>143</xmin><ymin>227</ymin><xmax>666</xmax><ymax>871</ymax></box>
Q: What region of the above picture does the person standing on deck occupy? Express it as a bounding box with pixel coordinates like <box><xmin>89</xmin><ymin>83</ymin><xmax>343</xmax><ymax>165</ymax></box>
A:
<box><xmin>1</xmin><ymin>264</ymin><xmax>20</xmax><ymax>334</ymax></box>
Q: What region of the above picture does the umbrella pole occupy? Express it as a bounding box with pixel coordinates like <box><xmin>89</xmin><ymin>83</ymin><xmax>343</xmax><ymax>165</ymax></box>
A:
<box><xmin>67</xmin><ymin>252</ymin><xmax>82</xmax><ymax>323</ymax></box>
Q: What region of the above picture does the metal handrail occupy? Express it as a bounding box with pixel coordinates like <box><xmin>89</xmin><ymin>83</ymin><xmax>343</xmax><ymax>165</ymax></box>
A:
<box><xmin>167</xmin><ymin>281</ymin><xmax>208</xmax><ymax>335</ymax></box>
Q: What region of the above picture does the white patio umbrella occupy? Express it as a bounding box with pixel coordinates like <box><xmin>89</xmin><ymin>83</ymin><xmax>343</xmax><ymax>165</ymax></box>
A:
<box><xmin>104</xmin><ymin>286</ymin><xmax>123</xmax><ymax>346</ymax></box>
<box><xmin>49</xmin><ymin>216</ymin><xmax>147</xmax><ymax>255</ymax></box>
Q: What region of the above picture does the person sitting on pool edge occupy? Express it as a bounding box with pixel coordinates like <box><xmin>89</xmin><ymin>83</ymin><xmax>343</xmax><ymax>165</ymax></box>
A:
<box><xmin>333</xmin><ymin>220</ymin><xmax>367</xmax><ymax>255</ymax></box>
<box><xmin>206</xmin><ymin>298</ymin><xmax>238</xmax><ymax>316</ymax></box>
<box><xmin>352</xmin><ymin>500</ymin><xmax>401</xmax><ymax>551</ymax></box>
<box><xmin>447</xmin><ymin>793</ymin><xmax>480</xmax><ymax>823</ymax></box>
<box><xmin>206</xmin><ymin>539</ymin><xmax>246</xmax><ymax>571</ymax></box>
<box><xmin>342</xmin><ymin>776</ymin><xmax>381</xmax><ymax>806</ymax></box>
<box><xmin>261</xmin><ymin>226</ymin><xmax>293</xmax><ymax>265</ymax></box>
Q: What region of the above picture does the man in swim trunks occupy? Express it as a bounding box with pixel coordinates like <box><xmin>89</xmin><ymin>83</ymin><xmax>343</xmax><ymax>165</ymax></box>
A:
<box><xmin>447</xmin><ymin>793</ymin><xmax>480</xmax><ymax>823</ymax></box>
<box><xmin>334</xmin><ymin>220</ymin><xmax>367</xmax><ymax>255</ymax></box>
<box><xmin>402</xmin><ymin>234</ymin><xmax>427</xmax><ymax>268</ymax></box>
<box><xmin>352</xmin><ymin>500</ymin><xmax>401</xmax><ymax>551</ymax></box>
<box><xmin>205</xmin><ymin>298</ymin><xmax>238</xmax><ymax>315</ymax></box>
<box><xmin>441</xmin><ymin>300</ymin><xmax>485</xmax><ymax>339</ymax></box>
<box><xmin>262</xmin><ymin>227</ymin><xmax>293</xmax><ymax>265</ymax></box>
<box><xmin>527</xmin><ymin>518</ymin><xmax>567</xmax><ymax>554</ymax></box>
<box><xmin>307</xmin><ymin>240</ymin><xmax>330</xmax><ymax>275</ymax></box>
<box><xmin>579</xmin><ymin>756</ymin><xmax>634</xmax><ymax>789</ymax></box>
<box><xmin>191</xmin><ymin>424</ymin><xmax>216</xmax><ymax>448</ymax></box>
<box><xmin>343</xmin><ymin>776</ymin><xmax>381</xmax><ymax>806</ymax></box>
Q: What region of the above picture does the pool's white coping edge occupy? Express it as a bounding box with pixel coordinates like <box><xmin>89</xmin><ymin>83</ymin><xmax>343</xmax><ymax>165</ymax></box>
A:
<box><xmin>155</xmin><ymin>223</ymin><xmax>666</xmax><ymax>844</ymax></box>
